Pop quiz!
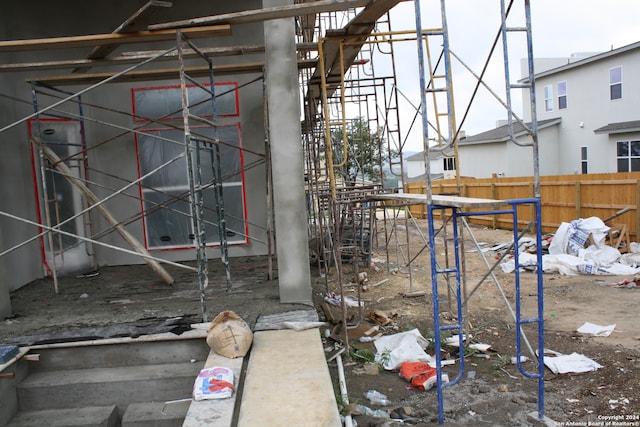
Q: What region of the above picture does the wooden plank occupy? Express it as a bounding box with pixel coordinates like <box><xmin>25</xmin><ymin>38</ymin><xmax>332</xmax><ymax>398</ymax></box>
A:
<box><xmin>373</xmin><ymin>193</ymin><xmax>508</xmax><ymax>208</ymax></box>
<box><xmin>73</xmin><ymin>0</ymin><xmax>173</xmax><ymax>73</ymax></box>
<box><xmin>0</xmin><ymin>24</ymin><xmax>231</xmax><ymax>53</ymax></box>
<box><xmin>1</xmin><ymin>43</ymin><xmax>319</xmax><ymax>73</ymax></box>
<box><xmin>148</xmin><ymin>0</ymin><xmax>371</xmax><ymax>30</ymax></box>
<box><xmin>306</xmin><ymin>0</ymin><xmax>410</xmax><ymax>114</ymax></box>
<box><xmin>28</xmin><ymin>59</ymin><xmax>317</xmax><ymax>86</ymax></box>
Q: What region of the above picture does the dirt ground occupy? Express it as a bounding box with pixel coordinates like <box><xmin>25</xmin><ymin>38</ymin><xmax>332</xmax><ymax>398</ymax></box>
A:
<box><xmin>2</xmin><ymin>220</ymin><xmax>640</xmax><ymax>426</ymax></box>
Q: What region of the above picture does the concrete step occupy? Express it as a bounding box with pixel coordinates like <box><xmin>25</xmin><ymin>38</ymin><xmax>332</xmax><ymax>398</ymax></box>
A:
<box><xmin>17</xmin><ymin>362</ymin><xmax>201</xmax><ymax>412</ymax></box>
<box><xmin>7</xmin><ymin>405</ymin><xmax>119</xmax><ymax>427</ymax></box>
<box><xmin>29</xmin><ymin>336</ymin><xmax>208</xmax><ymax>373</ymax></box>
<box><xmin>122</xmin><ymin>401</ymin><xmax>190</xmax><ymax>427</ymax></box>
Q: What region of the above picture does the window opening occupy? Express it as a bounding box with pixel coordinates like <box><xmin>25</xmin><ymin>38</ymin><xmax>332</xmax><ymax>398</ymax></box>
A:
<box><xmin>610</xmin><ymin>66</ymin><xmax>622</xmax><ymax>100</ymax></box>
<box><xmin>544</xmin><ymin>85</ymin><xmax>553</xmax><ymax>112</ymax></box>
<box><xmin>616</xmin><ymin>140</ymin><xmax>640</xmax><ymax>172</ymax></box>
<box><xmin>558</xmin><ymin>81</ymin><xmax>567</xmax><ymax>110</ymax></box>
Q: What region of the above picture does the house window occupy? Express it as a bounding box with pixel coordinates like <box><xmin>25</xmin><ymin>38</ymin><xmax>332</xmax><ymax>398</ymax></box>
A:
<box><xmin>132</xmin><ymin>82</ymin><xmax>239</xmax><ymax>122</ymax></box>
<box><xmin>132</xmin><ymin>83</ymin><xmax>248</xmax><ymax>250</ymax></box>
<box><xmin>617</xmin><ymin>140</ymin><xmax>640</xmax><ymax>172</ymax></box>
<box><xmin>544</xmin><ymin>85</ymin><xmax>553</xmax><ymax>112</ymax></box>
<box><xmin>610</xmin><ymin>66</ymin><xmax>622</xmax><ymax>100</ymax></box>
<box><xmin>580</xmin><ymin>146</ymin><xmax>588</xmax><ymax>174</ymax></box>
<box><xmin>443</xmin><ymin>157</ymin><xmax>456</xmax><ymax>171</ymax></box>
<box><xmin>558</xmin><ymin>81</ymin><xmax>567</xmax><ymax>110</ymax></box>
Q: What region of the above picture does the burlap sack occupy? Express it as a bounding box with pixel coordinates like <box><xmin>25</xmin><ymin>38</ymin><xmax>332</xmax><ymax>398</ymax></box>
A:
<box><xmin>206</xmin><ymin>311</ymin><xmax>253</xmax><ymax>358</ymax></box>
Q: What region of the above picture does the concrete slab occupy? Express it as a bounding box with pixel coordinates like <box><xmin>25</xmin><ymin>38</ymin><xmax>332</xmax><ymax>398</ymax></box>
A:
<box><xmin>237</xmin><ymin>328</ymin><xmax>341</xmax><ymax>427</ymax></box>
<box><xmin>183</xmin><ymin>350</ymin><xmax>243</xmax><ymax>427</ymax></box>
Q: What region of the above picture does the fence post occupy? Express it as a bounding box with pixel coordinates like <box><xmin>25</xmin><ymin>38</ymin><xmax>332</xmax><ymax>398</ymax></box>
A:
<box><xmin>636</xmin><ymin>180</ymin><xmax>640</xmax><ymax>241</ymax></box>
<box><xmin>575</xmin><ymin>181</ymin><xmax>582</xmax><ymax>219</ymax></box>
<box><xmin>529</xmin><ymin>182</ymin><xmax>535</xmax><ymax>234</ymax></box>
<box><xmin>491</xmin><ymin>182</ymin><xmax>497</xmax><ymax>229</ymax></box>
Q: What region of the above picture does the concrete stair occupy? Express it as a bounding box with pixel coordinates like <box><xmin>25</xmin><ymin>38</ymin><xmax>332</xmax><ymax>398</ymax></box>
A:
<box><xmin>3</xmin><ymin>334</ymin><xmax>210</xmax><ymax>427</ymax></box>
<box><xmin>17</xmin><ymin>362</ymin><xmax>201</xmax><ymax>411</ymax></box>
<box><xmin>7</xmin><ymin>405</ymin><xmax>119</xmax><ymax>427</ymax></box>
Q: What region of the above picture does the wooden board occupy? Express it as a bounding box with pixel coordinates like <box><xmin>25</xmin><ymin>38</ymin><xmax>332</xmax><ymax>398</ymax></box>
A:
<box><xmin>0</xmin><ymin>24</ymin><xmax>231</xmax><ymax>53</ymax></box>
<box><xmin>372</xmin><ymin>193</ymin><xmax>509</xmax><ymax>208</ymax></box>
<box><xmin>148</xmin><ymin>0</ymin><xmax>371</xmax><ymax>30</ymax></box>
<box><xmin>28</xmin><ymin>59</ymin><xmax>316</xmax><ymax>86</ymax></box>
<box><xmin>73</xmin><ymin>0</ymin><xmax>173</xmax><ymax>73</ymax></box>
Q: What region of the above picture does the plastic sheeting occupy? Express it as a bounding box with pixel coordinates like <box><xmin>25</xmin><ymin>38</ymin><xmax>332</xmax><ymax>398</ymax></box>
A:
<box><xmin>501</xmin><ymin>217</ymin><xmax>640</xmax><ymax>276</ymax></box>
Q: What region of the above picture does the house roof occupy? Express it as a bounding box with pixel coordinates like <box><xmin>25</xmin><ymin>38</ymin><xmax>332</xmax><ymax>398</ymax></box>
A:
<box><xmin>459</xmin><ymin>118</ymin><xmax>562</xmax><ymax>145</ymax></box>
<box><xmin>523</xmin><ymin>40</ymin><xmax>640</xmax><ymax>81</ymax></box>
<box><xmin>405</xmin><ymin>150</ymin><xmax>445</xmax><ymax>162</ymax></box>
<box><xmin>594</xmin><ymin>120</ymin><xmax>640</xmax><ymax>135</ymax></box>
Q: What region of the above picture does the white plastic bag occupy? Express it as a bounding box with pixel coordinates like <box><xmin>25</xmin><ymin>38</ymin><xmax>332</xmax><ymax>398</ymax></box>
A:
<box><xmin>374</xmin><ymin>329</ymin><xmax>434</xmax><ymax>370</ymax></box>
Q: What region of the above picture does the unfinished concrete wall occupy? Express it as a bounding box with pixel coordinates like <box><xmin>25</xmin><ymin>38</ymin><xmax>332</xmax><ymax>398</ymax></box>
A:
<box><xmin>0</xmin><ymin>0</ymin><xmax>268</xmax><ymax>294</ymax></box>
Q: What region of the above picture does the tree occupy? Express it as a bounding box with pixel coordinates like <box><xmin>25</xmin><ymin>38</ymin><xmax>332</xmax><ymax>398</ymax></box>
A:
<box><xmin>330</xmin><ymin>117</ymin><xmax>390</xmax><ymax>186</ymax></box>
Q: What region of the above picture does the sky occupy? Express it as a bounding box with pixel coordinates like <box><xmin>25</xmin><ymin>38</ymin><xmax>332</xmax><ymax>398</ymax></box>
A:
<box><xmin>372</xmin><ymin>0</ymin><xmax>640</xmax><ymax>152</ymax></box>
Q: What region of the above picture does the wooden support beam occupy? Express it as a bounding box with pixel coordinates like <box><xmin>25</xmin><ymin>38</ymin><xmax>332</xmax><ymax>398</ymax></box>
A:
<box><xmin>148</xmin><ymin>0</ymin><xmax>371</xmax><ymax>30</ymax></box>
<box><xmin>31</xmin><ymin>137</ymin><xmax>175</xmax><ymax>285</ymax></box>
<box><xmin>0</xmin><ymin>24</ymin><xmax>231</xmax><ymax>53</ymax></box>
<box><xmin>28</xmin><ymin>59</ymin><xmax>317</xmax><ymax>86</ymax></box>
<box><xmin>1</xmin><ymin>44</ymin><xmax>321</xmax><ymax>73</ymax></box>
<box><xmin>305</xmin><ymin>0</ymin><xmax>410</xmax><ymax>116</ymax></box>
<box><xmin>73</xmin><ymin>0</ymin><xmax>173</xmax><ymax>73</ymax></box>
<box><xmin>21</xmin><ymin>354</ymin><xmax>40</xmax><ymax>362</ymax></box>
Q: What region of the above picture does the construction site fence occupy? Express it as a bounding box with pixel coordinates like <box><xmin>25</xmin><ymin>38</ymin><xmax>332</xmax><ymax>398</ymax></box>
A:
<box><xmin>404</xmin><ymin>172</ymin><xmax>640</xmax><ymax>240</ymax></box>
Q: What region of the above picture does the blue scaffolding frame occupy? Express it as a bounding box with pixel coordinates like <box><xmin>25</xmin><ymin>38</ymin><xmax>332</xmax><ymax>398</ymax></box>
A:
<box><xmin>412</xmin><ymin>0</ymin><xmax>545</xmax><ymax>423</ymax></box>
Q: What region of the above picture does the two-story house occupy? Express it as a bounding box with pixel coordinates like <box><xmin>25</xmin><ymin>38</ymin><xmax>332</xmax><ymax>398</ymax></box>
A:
<box><xmin>458</xmin><ymin>41</ymin><xmax>640</xmax><ymax>178</ymax></box>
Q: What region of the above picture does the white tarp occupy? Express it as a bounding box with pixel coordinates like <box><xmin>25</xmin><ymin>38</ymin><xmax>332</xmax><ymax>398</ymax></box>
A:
<box><xmin>501</xmin><ymin>217</ymin><xmax>640</xmax><ymax>276</ymax></box>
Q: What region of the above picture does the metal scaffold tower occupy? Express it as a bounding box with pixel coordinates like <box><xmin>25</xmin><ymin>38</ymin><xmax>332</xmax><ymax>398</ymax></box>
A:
<box><xmin>413</xmin><ymin>0</ymin><xmax>545</xmax><ymax>423</ymax></box>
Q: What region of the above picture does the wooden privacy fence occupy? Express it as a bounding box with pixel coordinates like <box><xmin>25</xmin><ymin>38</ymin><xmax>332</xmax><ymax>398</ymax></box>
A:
<box><xmin>405</xmin><ymin>172</ymin><xmax>640</xmax><ymax>241</ymax></box>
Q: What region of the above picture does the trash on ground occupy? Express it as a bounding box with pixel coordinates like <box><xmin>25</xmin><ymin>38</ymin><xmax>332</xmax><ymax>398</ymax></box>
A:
<box><xmin>399</xmin><ymin>361</ymin><xmax>438</xmax><ymax>390</ymax></box>
<box><xmin>444</xmin><ymin>334</ymin><xmax>469</xmax><ymax>347</ymax></box>
<box><xmin>352</xmin><ymin>403</ymin><xmax>390</xmax><ymax>419</ymax></box>
<box><xmin>374</xmin><ymin>329</ymin><xmax>433</xmax><ymax>370</ymax></box>
<box><xmin>401</xmin><ymin>290</ymin><xmax>427</xmax><ymax>298</ymax></box>
<box><xmin>369</xmin><ymin>309</ymin><xmax>396</xmax><ymax>326</ymax></box>
<box><xmin>605</xmin><ymin>277</ymin><xmax>638</xmax><ymax>288</ymax></box>
<box><xmin>206</xmin><ymin>311</ymin><xmax>253</xmax><ymax>358</ymax></box>
<box><xmin>192</xmin><ymin>367</ymin><xmax>234</xmax><ymax>401</ymax></box>
<box><xmin>364</xmin><ymin>389</ymin><xmax>391</xmax><ymax>406</ymax></box>
<box><xmin>576</xmin><ymin>322</ymin><xmax>616</xmax><ymax>337</ymax></box>
<box><xmin>542</xmin><ymin>349</ymin><xmax>603</xmax><ymax>374</ymax></box>
<box><xmin>324</xmin><ymin>293</ymin><xmax>362</xmax><ymax>308</ymax></box>
<box><xmin>469</xmin><ymin>343</ymin><xmax>492</xmax><ymax>353</ymax></box>
<box><xmin>511</xmin><ymin>355</ymin><xmax>530</xmax><ymax>365</ymax></box>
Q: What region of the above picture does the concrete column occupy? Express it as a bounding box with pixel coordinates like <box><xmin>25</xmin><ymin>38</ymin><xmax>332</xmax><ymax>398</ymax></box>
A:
<box><xmin>0</xmin><ymin>226</ymin><xmax>11</xmax><ymax>319</ymax></box>
<box><xmin>263</xmin><ymin>0</ymin><xmax>312</xmax><ymax>303</ymax></box>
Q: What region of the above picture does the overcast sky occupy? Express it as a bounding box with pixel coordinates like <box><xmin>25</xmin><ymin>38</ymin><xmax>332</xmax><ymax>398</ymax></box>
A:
<box><xmin>377</xmin><ymin>0</ymin><xmax>640</xmax><ymax>152</ymax></box>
